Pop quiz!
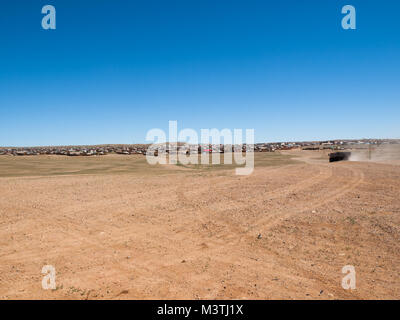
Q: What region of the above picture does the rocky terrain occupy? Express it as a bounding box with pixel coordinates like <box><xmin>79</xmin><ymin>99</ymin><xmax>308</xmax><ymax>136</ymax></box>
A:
<box><xmin>0</xmin><ymin>150</ymin><xmax>399</xmax><ymax>299</ymax></box>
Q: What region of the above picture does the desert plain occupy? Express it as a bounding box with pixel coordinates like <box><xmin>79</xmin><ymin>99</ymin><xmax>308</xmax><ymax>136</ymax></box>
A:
<box><xmin>0</xmin><ymin>149</ymin><xmax>399</xmax><ymax>299</ymax></box>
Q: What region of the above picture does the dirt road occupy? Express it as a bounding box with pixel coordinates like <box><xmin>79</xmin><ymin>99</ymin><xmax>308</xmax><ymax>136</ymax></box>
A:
<box><xmin>0</xmin><ymin>151</ymin><xmax>399</xmax><ymax>299</ymax></box>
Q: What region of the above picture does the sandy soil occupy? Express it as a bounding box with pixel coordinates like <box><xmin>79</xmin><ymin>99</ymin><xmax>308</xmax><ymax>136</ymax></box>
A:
<box><xmin>0</xmin><ymin>151</ymin><xmax>399</xmax><ymax>299</ymax></box>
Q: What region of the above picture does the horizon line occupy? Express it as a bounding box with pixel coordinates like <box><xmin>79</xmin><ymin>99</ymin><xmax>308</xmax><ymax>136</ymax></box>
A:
<box><xmin>1</xmin><ymin>138</ymin><xmax>400</xmax><ymax>149</ymax></box>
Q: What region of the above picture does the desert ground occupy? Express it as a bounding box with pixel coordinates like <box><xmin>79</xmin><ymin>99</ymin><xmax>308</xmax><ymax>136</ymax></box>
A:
<box><xmin>0</xmin><ymin>149</ymin><xmax>399</xmax><ymax>299</ymax></box>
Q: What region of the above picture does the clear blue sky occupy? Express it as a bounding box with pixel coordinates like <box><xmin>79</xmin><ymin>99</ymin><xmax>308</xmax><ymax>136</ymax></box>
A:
<box><xmin>0</xmin><ymin>0</ymin><xmax>399</xmax><ymax>146</ymax></box>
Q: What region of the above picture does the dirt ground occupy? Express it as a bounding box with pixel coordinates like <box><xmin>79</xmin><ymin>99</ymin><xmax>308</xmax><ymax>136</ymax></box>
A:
<box><xmin>0</xmin><ymin>150</ymin><xmax>399</xmax><ymax>299</ymax></box>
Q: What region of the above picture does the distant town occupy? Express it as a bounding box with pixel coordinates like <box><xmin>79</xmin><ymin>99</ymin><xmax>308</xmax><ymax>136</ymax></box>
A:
<box><xmin>1</xmin><ymin>139</ymin><xmax>399</xmax><ymax>156</ymax></box>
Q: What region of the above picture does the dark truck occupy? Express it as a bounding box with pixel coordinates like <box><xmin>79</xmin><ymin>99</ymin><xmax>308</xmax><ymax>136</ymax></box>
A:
<box><xmin>329</xmin><ymin>152</ymin><xmax>351</xmax><ymax>162</ymax></box>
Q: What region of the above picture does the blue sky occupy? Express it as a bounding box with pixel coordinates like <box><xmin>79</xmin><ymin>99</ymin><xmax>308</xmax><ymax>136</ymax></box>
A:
<box><xmin>0</xmin><ymin>0</ymin><xmax>399</xmax><ymax>146</ymax></box>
